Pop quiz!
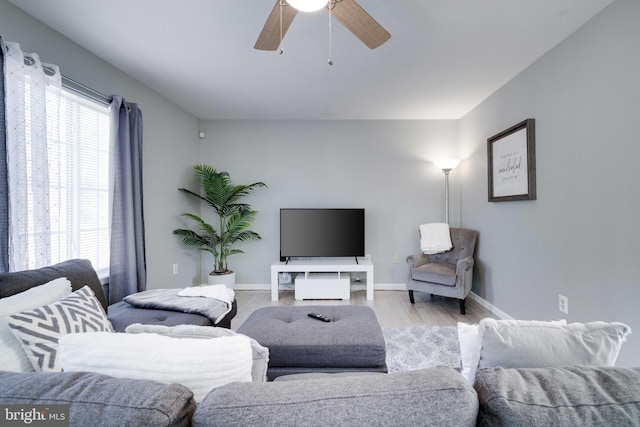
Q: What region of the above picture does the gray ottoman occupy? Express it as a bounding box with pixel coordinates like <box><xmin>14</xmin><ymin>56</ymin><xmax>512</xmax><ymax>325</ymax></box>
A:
<box><xmin>237</xmin><ymin>305</ymin><xmax>387</xmax><ymax>380</ymax></box>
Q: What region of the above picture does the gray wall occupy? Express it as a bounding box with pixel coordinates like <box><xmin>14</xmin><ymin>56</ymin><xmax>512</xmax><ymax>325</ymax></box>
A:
<box><xmin>198</xmin><ymin>120</ymin><xmax>459</xmax><ymax>286</ymax></box>
<box><xmin>0</xmin><ymin>0</ymin><xmax>201</xmax><ymax>289</ymax></box>
<box><xmin>3</xmin><ymin>0</ymin><xmax>636</xmax><ymax>365</ymax></box>
<box><xmin>458</xmin><ymin>0</ymin><xmax>640</xmax><ymax>366</ymax></box>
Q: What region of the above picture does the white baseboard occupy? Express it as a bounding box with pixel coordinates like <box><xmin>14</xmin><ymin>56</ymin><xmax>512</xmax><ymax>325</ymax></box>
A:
<box><xmin>468</xmin><ymin>292</ymin><xmax>512</xmax><ymax>320</ymax></box>
<box><xmin>233</xmin><ymin>283</ymin><xmax>271</xmax><ymax>291</ymax></box>
<box><xmin>372</xmin><ymin>283</ymin><xmax>407</xmax><ymax>291</ymax></box>
<box><xmin>232</xmin><ymin>284</ymin><xmax>510</xmax><ymax>319</ymax></box>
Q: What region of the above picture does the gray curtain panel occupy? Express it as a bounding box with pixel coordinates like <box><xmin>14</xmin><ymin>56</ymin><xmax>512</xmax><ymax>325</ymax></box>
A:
<box><xmin>109</xmin><ymin>96</ymin><xmax>146</xmax><ymax>304</ymax></box>
<box><xmin>0</xmin><ymin>37</ymin><xmax>9</xmax><ymax>273</ymax></box>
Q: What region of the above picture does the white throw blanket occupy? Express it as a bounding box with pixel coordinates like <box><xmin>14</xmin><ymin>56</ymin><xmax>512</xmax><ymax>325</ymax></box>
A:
<box><xmin>419</xmin><ymin>223</ymin><xmax>452</xmax><ymax>254</ymax></box>
<box><xmin>178</xmin><ymin>284</ymin><xmax>234</xmax><ymax>307</ymax></box>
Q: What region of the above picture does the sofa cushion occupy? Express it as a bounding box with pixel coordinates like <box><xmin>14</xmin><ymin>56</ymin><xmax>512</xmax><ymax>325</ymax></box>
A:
<box><xmin>0</xmin><ymin>259</ymin><xmax>107</xmax><ymax>312</ymax></box>
<box><xmin>273</xmin><ymin>371</ymin><xmax>386</xmax><ymax>381</ymax></box>
<box><xmin>194</xmin><ymin>366</ymin><xmax>478</xmax><ymax>427</ymax></box>
<box><xmin>475</xmin><ymin>366</ymin><xmax>640</xmax><ymax>426</ymax></box>
<box><xmin>7</xmin><ymin>286</ymin><xmax>114</xmax><ymax>372</ymax></box>
<box><xmin>107</xmin><ymin>300</ymin><xmax>212</xmax><ymax>331</ymax></box>
<box><xmin>0</xmin><ymin>277</ymin><xmax>72</xmax><ymax>372</ymax></box>
<box><xmin>0</xmin><ymin>370</ymin><xmax>196</xmax><ymax>427</ymax></box>
<box><xmin>412</xmin><ymin>262</ymin><xmax>456</xmax><ymax>286</ymax></box>
<box><xmin>107</xmin><ymin>298</ymin><xmax>238</xmax><ymax>332</ymax></box>
<box><xmin>59</xmin><ymin>331</ymin><xmax>252</xmax><ymax>402</ymax></box>
<box><xmin>477</xmin><ymin>318</ymin><xmax>630</xmax><ymax>370</ymax></box>
<box><xmin>125</xmin><ymin>323</ymin><xmax>269</xmax><ymax>382</ymax></box>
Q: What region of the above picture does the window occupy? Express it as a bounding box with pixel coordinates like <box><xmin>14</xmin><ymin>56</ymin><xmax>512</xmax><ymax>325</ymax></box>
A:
<box><xmin>46</xmin><ymin>89</ymin><xmax>111</xmax><ymax>277</ymax></box>
<box><xmin>4</xmin><ymin>41</ymin><xmax>112</xmax><ymax>277</ymax></box>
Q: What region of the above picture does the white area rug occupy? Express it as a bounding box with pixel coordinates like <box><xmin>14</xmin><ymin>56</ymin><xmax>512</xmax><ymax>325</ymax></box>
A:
<box><xmin>383</xmin><ymin>326</ymin><xmax>460</xmax><ymax>373</ymax></box>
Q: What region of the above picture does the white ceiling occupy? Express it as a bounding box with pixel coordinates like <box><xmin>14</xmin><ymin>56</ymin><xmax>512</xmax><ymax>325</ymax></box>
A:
<box><xmin>9</xmin><ymin>0</ymin><xmax>613</xmax><ymax>120</ymax></box>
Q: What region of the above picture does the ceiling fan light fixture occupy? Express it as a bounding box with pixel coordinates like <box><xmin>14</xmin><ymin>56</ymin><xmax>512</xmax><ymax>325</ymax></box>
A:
<box><xmin>287</xmin><ymin>0</ymin><xmax>328</xmax><ymax>13</ymax></box>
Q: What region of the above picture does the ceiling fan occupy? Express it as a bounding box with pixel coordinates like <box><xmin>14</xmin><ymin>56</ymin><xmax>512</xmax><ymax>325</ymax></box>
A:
<box><xmin>254</xmin><ymin>0</ymin><xmax>391</xmax><ymax>51</ymax></box>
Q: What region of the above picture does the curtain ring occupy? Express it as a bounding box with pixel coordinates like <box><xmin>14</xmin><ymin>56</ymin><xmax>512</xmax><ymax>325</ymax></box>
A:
<box><xmin>43</xmin><ymin>65</ymin><xmax>57</xmax><ymax>77</ymax></box>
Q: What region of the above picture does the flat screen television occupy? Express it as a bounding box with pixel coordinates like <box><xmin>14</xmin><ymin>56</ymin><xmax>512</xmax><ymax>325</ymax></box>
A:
<box><xmin>280</xmin><ymin>208</ymin><xmax>365</xmax><ymax>262</ymax></box>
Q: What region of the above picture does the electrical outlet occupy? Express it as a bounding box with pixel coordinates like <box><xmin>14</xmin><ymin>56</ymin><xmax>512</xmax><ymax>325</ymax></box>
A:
<box><xmin>559</xmin><ymin>294</ymin><xmax>568</xmax><ymax>314</ymax></box>
<box><xmin>393</xmin><ymin>255</ymin><xmax>399</xmax><ymax>264</ymax></box>
<box><xmin>173</xmin><ymin>263</ymin><xmax>179</xmax><ymax>275</ymax></box>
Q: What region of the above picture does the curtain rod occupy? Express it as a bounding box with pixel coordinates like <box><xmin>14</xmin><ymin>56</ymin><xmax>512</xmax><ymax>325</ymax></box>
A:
<box><xmin>61</xmin><ymin>75</ymin><xmax>112</xmax><ymax>106</ymax></box>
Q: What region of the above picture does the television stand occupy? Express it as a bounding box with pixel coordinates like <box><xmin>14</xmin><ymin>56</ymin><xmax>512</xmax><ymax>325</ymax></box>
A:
<box><xmin>285</xmin><ymin>255</ymin><xmax>359</xmax><ymax>265</ymax></box>
<box><xmin>270</xmin><ymin>259</ymin><xmax>374</xmax><ymax>301</ymax></box>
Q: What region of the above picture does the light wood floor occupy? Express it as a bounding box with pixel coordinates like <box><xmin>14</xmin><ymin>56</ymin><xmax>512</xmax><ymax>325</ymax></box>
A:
<box><xmin>230</xmin><ymin>290</ymin><xmax>496</xmax><ymax>330</ymax></box>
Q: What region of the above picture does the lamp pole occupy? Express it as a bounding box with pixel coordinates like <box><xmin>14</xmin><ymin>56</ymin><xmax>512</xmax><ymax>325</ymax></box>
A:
<box><xmin>434</xmin><ymin>159</ymin><xmax>460</xmax><ymax>225</ymax></box>
<box><xmin>442</xmin><ymin>168</ymin><xmax>452</xmax><ymax>225</ymax></box>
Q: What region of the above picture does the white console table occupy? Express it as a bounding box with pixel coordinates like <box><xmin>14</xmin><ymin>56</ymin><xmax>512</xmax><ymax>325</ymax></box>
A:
<box><xmin>271</xmin><ymin>259</ymin><xmax>374</xmax><ymax>301</ymax></box>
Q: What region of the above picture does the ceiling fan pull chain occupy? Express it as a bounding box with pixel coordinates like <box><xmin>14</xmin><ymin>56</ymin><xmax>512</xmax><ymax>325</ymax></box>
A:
<box><xmin>279</xmin><ymin>0</ymin><xmax>284</xmax><ymax>54</ymax></box>
<box><xmin>328</xmin><ymin>1</ymin><xmax>333</xmax><ymax>65</ymax></box>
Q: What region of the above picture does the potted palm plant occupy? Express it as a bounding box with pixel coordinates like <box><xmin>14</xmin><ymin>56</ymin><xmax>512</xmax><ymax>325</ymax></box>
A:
<box><xmin>173</xmin><ymin>164</ymin><xmax>266</xmax><ymax>287</ymax></box>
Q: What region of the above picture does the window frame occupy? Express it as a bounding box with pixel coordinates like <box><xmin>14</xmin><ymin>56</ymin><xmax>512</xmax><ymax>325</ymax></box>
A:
<box><xmin>54</xmin><ymin>82</ymin><xmax>112</xmax><ymax>279</ymax></box>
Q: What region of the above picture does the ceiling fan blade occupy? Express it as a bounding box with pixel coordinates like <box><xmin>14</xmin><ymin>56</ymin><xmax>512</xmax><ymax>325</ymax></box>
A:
<box><xmin>254</xmin><ymin>0</ymin><xmax>298</xmax><ymax>51</ymax></box>
<box><xmin>331</xmin><ymin>0</ymin><xmax>391</xmax><ymax>49</ymax></box>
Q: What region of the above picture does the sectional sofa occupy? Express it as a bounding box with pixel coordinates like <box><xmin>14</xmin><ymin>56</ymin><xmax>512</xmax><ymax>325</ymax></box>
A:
<box><xmin>2</xmin><ymin>363</ymin><xmax>639</xmax><ymax>426</ymax></box>
<box><xmin>1</xmin><ymin>260</ymin><xmax>639</xmax><ymax>426</ymax></box>
<box><xmin>0</xmin><ymin>258</ymin><xmax>236</xmax><ymax>331</ymax></box>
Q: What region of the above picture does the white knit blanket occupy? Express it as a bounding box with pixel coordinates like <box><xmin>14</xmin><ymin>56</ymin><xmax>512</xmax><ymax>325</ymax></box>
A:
<box><xmin>419</xmin><ymin>223</ymin><xmax>452</xmax><ymax>254</ymax></box>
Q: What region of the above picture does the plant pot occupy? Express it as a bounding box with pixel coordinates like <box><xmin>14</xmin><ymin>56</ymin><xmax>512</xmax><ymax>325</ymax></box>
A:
<box><xmin>208</xmin><ymin>271</ymin><xmax>236</xmax><ymax>288</ymax></box>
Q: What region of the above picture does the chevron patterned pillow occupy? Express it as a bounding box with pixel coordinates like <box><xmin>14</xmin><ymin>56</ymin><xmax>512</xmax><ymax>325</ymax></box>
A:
<box><xmin>0</xmin><ymin>277</ymin><xmax>72</xmax><ymax>372</ymax></box>
<box><xmin>7</xmin><ymin>286</ymin><xmax>114</xmax><ymax>372</ymax></box>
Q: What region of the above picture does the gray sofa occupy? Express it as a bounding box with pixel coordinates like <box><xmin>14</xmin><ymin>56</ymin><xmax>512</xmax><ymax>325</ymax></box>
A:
<box><xmin>2</xmin><ymin>260</ymin><xmax>640</xmax><ymax>426</ymax></box>
<box><xmin>0</xmin><ymin>258</ymin><xmax>237</xmax><ymax>330</ymax></box>
<box><xmin>2</xmin><ymin>364</ymin><xmax>640</xmax><ymax>426</ymax></box>
<box><xmin>474</xmin><ymin>365</ymin><xmax>640</xmax><ymax>426</ymax></box>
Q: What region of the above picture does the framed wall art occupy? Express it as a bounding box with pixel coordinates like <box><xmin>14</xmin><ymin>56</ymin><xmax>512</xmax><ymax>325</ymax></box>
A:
<box><xmin>487</xmin><ymin>119</ymin><xmax>536</xmax><ymax>202</ymax></box>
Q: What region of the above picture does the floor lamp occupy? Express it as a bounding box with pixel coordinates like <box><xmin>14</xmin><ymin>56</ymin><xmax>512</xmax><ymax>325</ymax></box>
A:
<box><xmin>434</xmin><ymin>159</ymin><xmax>460</xmax><ymax>224</ymax></box>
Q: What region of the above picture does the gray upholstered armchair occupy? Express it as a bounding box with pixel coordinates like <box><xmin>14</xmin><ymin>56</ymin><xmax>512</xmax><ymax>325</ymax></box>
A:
<box><xmin>406</xmin><ymin>227</ymin><xmax>478</xmax><ymax>314</ymax></box>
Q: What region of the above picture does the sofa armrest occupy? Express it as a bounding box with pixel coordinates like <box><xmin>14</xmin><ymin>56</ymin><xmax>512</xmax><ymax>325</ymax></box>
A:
<box><xmin>456</xmin><ymin>255</ymin><xmax>475</xmax><ymax>274</ymax></box>
<box><xmin>0</xmin><ymin>370</ymin><xmax>196</xmax><ymax>427</ymax></box>
<box><xmin>0</xmin><ymin>259</ymin><xmax>108</xmax><ymax>312</ymax></box>
<box><xmin>406</xmin><ymin>253</ymin><xmax>429</xmax><ymax>269</ymax></box>
<box><xmin>475</xmin><ymin>366</ymin><xmax>640</xmax><ymax>426</ymax></box>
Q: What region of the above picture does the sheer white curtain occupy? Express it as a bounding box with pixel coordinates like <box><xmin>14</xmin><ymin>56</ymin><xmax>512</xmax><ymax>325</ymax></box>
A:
<box><xmin>4</xmin><ymin>41</ymin><xmax>61</xmax><ymax>271</ymax></box>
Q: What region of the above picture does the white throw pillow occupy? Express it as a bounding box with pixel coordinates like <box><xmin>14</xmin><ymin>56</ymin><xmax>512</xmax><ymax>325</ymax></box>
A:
<box><xmin>125</xmin><ymin>323</ymin><xmax>269</xmax><ymax>382</ymax></box>
<box><xmin>458</xmin><ymin>319</ymin><xmax>568</xmax><ymax>384</ymax></box>
<box><xmin>477</xmin><ymin>318</ymin><xmax>630</xmax><ymax>371</ymax></box>
<box><xmin>59</xmin><ymin>332</ymin><xmax>253</xmax><ymax>402</ymax></box>
<box><xmin>6</xmin><ymin>285</ymin><xmax>114</xmax><ymax>372</ymax></box>
<box><xmin>0</xmin><ymin>277</ymin><xmax>72</xmax><ymax>372</ymax></box>
<box><xmin>457</xmin><ymin>322</ymin><xmax>482</xmax><ymax>383</ymax></box>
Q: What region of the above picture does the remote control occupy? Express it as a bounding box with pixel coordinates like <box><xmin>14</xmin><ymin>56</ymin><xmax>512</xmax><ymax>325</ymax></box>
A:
<box><xmin>308</xmin><ymin>313</ymin><xmax>331</xmax><ymax>322</ymax></box>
